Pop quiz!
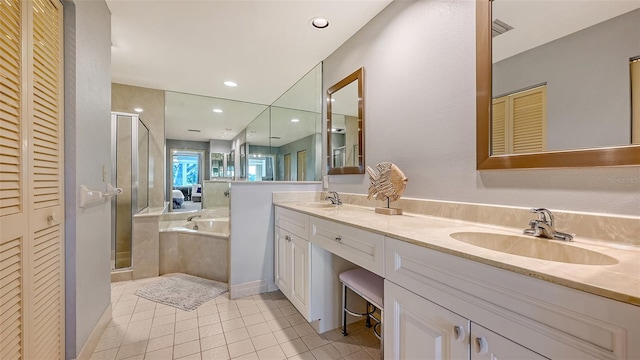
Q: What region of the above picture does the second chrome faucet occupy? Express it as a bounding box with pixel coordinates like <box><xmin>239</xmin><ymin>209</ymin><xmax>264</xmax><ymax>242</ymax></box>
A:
<box><xmin>523</xmin><ymin>208</ymin><xmax>573</xmax><ymax>241</ymax></box>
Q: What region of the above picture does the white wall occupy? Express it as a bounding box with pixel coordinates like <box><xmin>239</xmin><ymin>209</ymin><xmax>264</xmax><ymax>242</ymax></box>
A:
<box><xmin>229</xmin><ymin>182</ymin><xmax>321</xmax><ymax>290</ymax></box>
<box><xmin>323</xmin><ymin>0</ymin><xmax>640</xmax><ymax>217</ymax></box>
<box><xmin>63</xmin><ymin>1</ymin><xmax>112</xmax><ymax>358</ymax></box>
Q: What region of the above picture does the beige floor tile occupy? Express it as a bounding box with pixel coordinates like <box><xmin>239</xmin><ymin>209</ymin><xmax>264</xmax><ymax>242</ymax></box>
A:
<box><xmin>175</xmin><ymin>318</ymin><xmax>199</xmax><ymax>333</ymax></box>
<box><xmin>246</xmin><ymin>322</ymin><xmax>271</xmax><ymax>338</ymax></box>
<box><xmin>116</xmin><ymin>340</ymin><xmax>148</xmax><ymax>360</ymax></box>
<box><xmin>260</xmin><ymin>308</ymin><xmax>285</xmax><ymax>321</ymax></box>
<box><xmin>95</xmin><ymin>334</ymin><xmax>124</xmax><ymax>352</ymax></box>
<box><xmin>173</xmin><ymin>339</ymin><xmax>201</xmax><ymax>359</ymax></box>
<box><xmin>227</xmin><ymin>339</ymin><xmax>255</xmax><ymax>358</ymax></box>
<box><xmin>134</xmin><ymin>303</ymin><xmax>157</xmax><ymax>314</ymax></box>
<box><xmin>121</xmin><ymin>354</ymin><xmax>144</xmax><ymax>360</ymax></box>
<box><xmin>216</xmin><ymin>302</ymin><xmax>238</xmax><ymax>312</ymax></box>
<box><xmin>279</xmin><ymin>338</ymin><xmax>309</xmax><ymax>358</ymax></box>
<box><xmin>143</xmin><ymin>347</ymin><xmax>174</xmax><ymax>360</ymax></box>
<box><xmin>239</xmin><ymin>305</ymin><xmax>260</xmax><ymax>317</ymax></box>
<box><xmin>286</xmin><ymin>351</ymin><xmax>317</xmax><ymax>360</ymax></box>
<box><xmin>255</xmin><ymin>301</ymin><xmax>278</xmax><ymax>312</ymax></box>
<box><xmin>112</xmin><ymin>314</ymin><xmax>133</xmax><ymax>327</ymax></box>
<box><xmin>321</xmin><ymin>328</ymin><xmax>345</xmax><ymax>342</ymax></box>
<box><xmin>152</xmin><ymin>314</ymin><xmax>176</xmax><ymax>327</ymax></box>
<box><xmin>121</xmin><ymin>327</ymin><xmax>151</xmax><ymax>345</ymax></box>
<box><xmin>362</xmin><ymin>346</ymin><xmax>380</xmax><ymax>360</ymax></box>
<box><xmin>279</xmin><ymin>305</ymin><xmax>299</xmax><ymax>317</ymax></box>
<box><xmin>331</xmin><ymin>337</ymin><xmax>361</xmax><ymax>356</ymax></box>
<box><xmin>273</xmin><ymin>299</ymin><xmax>292</xmax><ymax>308</ymax></box>
<box><xmin>286</xmin><ymin>314</ymin><xmax>307</xmax><ymax>326</ymax></box>
<box><xmin>256</xmin><ymin>344</ymin><xmax>286</xmax><ymax>360</ymax></box>
<box><xmin>90</xmin><ymin>348</ymin><xmax>118</xmax><ymax>360</ymax></box>
<box><xmin>268</xmin><ymin>291</ymin><xmax>286</xmax><ymax>300</ymax></box>
<box><xmin>198</xmin><ymin>313</ymin><xmax>221</xmax><ymax>327</ymax></box>
<box><xmin>301</xmin><ymin>334</ymin><xmax>330</xmax><ymax>350</ymax></box>
<box><xmin>232</xmin><ymin>352</ymin><xmax>259</xmax><ymax>360</ymax></box>
<box><xmin>342</xmin><ymin>350</ymin><xmax>374</xmax><ymax>360</ymax></box>
<box><xmin>128</xmin><ymin>319</ymin><xmax>154</xmax><ymax>332</ymax></box>
<box><xmin>176</xmin><ymin>310</ymin><xmax>198</xmax><ymax>322</ymax></box>
<box><xmin>146</xmin><ymin>334</ymin><xmax>174</xmax><ymax>353</ymax></box>
<box><xmin>219</xmin><ymin>309</ymin><xmax>242</xmax><ymax>321</ymax></box>
<box><xmin>131</xmin><ymin>310</ymin><xmax>155</xmax><ymax>323</ymax></box>
<box><xmin>272</xmin><ymin>327</ymin><xmax>299</xmax><ymax>344</ymax></box>
<box><xmin>199</xmin><ymin>323</ymin><xmax>223</xmax><ymax>337</ymax></box>
<box><xmin>175</xmin><ymin>352</ymin><xmax>201</xmax><ymax>360</ymax></box>
<box><xmin>293</xmin><ymin>323</ymin><xmax>316</xmax><ymax>338</ymax></box>
<box><xmin>224</xmin><ymin>327</ymin><xmax>250</xmax><ymax>344</ymax></box>
<box><xmin>235</xmin><ymin>298</ymin><xmax>256</xmax><ymax>308</ymax></box>
<box><xmin>222</xmin><ymin>318</ymin><xmax>246</xmax><ymax>332</ymax></box>
<box><xmin>242</xmin><ymin>313</ymin><xmax>265</xmax><ymax>326</ymax></box>
<box><xmin>174</xmin><ymin>328</ymin><xmax>200</xmax><ymax>345</ymax></box>
<box><xmin>201</xmin><ymin>345</ymin><xmax>230</xmax><ymax>360</ymax></box>
<box><xmin>200</xmin><ymin>333</ymin><xmax>226</xmax><ymax>351</ymax></box>
<box><xmin>310</xmin><ymin>344</ymin><xmax>341</xmax><ymax>360</ymax></box>
<box><xmin>197</xmin><ymin>305</ymin><xmax>218</xmax><ymax>317</ymax></box>
<box><xmin>149</xmin><ymin>324</ymin><xmax>175</xmax><ymax>339</ymax></box>
<box><xmin>250</xmin><ymin>333</ymin><xmax>278</xmax><ymax>351</ymax></box>
<box><xmin>154</xmin><ymin>306</ymin><xmax>177</xmax><ymax>317</ymax></box>
<box><xmin>266</xmin><ymin>318</ymin><xmax>290</xmax><ymax>332</ymax></box>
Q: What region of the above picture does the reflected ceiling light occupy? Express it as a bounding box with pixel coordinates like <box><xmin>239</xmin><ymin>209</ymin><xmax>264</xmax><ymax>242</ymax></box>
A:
<box><xmin>291</xmin><ymin>118</ymin><xmax>300</xmax><ymax>123</ymax></box>
<box><xmin>134</xmin><ymin>107</ymin><xmax>144</xmax><ymax>112</ymax></box>
<box><xmin>311</xmin><ymin>17</ymin><xmax>329</xmax><ymax>29</ymax></box>
<box><xmin>224</xmin><ymin>81</ymin><xmax>238</xmax><ymax>87</ymax></box>
<box><xmin>213</xmin><ymin>108</ymin><xmax>223</xmax><ymax>113</ymax></box>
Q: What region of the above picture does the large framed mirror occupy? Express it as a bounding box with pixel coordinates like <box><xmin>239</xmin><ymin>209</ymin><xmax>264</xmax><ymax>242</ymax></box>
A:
<box><xmin>476</xmin><ymin>0</ymin><xmax>640</xmax><ymax>169</ymax></box>
<box><xmin>327</xmin><ymin>67</ymin><xmax>365</xmax><ymax>174</ymax></box>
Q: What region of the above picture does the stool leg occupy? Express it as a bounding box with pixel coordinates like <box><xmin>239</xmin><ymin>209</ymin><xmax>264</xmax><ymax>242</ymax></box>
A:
<box><xmin>365</xmin><ymin>302</ymin><xmax>372</xmax><ymax>328</ymax></box>
<box><xmin>342</xmin><ymin>283</ymin><xmax>348</xmax><ymax>336</ymax></box>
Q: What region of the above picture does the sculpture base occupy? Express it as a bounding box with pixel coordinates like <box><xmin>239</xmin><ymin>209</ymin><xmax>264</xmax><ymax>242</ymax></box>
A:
<box><xmin>375</xmin><ymin>207</ymin><xmax>403</xmax><ymax>215</ymax></box>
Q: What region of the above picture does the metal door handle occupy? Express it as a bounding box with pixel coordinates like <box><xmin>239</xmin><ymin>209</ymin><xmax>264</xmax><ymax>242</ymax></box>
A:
<box><xmin>335</xmin><ymin>236</ymin><xmax>342</xmax><ymax>243</ymax></box>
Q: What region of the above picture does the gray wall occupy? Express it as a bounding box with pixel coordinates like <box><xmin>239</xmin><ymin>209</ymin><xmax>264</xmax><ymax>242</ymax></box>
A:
<box><xmin>210</xmin><ymin>139</ymin><xmax>232</xmax><ymax>154</ymax></box>
<box><xmin>323</xmin><ymin>0</ymin><xmax>639</xmax><ymax>216</ymax></box>
<box><xmin>63</xmin><ymin>1</ymin><xmax>112</xmax><ymax>358</ymax></box>
<box><xmin>493</xmin><ymin>9</ymin><xmax>640</xmax><ymax>151</ymax></box>
<box><xmin>166</xmin><ymin>139</ymin><xmax>210</xmax><ymax>200</ymax></box>
<box><xmin>276</xmin><ymin>134</ymin><xmax>318</xmax><ymax>181</ymax></box>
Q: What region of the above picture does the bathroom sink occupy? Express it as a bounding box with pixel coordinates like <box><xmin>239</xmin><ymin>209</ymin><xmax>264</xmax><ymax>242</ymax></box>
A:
<box><xmin>449</xmin><ymin>232</ymin><xmax>618</xmax><ymax>265</ymax></box>
<box><xmin>297</xmin><ymin>202</ymin><xmax>338</xmax><ymax>209</ymax></box>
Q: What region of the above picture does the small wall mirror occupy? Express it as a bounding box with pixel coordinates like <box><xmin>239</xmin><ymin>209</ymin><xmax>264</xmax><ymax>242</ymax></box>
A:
<box><xmin>327</xmin><ymin>67</ymin><xmax>364</xmax><ymax>174</ymax></box>
<box><xmin>476</xmin><ymin>0</ymin><xmax>640</xmax><ymax>169</ymax></box>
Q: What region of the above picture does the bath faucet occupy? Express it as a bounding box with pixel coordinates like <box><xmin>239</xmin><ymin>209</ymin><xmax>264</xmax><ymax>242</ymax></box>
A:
<box><xmin>325</xmin><ymin>191</ymin><xmax>342</xmax><ymax>205</ymax></box>
<box><xmin>187</xmin><ymin>215</ymin><xmax>201</xmax><ymax>222</ymax></box>
<box><xmin>523</xmin><ymin>208</ymin><xmax>573</xmax><ymax>241</ymax></box>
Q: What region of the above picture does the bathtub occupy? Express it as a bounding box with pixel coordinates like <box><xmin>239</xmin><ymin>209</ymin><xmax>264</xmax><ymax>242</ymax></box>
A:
<box><xmin>159</xmin><ymin>211</ymin><xmax>229</xmax><ymax>282</ymax></box>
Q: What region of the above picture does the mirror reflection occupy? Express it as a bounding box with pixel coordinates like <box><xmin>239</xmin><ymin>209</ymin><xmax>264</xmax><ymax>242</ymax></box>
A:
<box><xmin>327</xmin><ymin>67</ymin><xmax>364</xmax><ymax>174</ymax></box>
<box><xmin>491</xmin><ymin>1</ymin><xmax>640</xmax><ymax>155</ymax></box>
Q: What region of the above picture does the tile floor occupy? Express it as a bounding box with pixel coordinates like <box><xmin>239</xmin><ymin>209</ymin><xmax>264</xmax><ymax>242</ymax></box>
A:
<box><xmin>90</xmin><ymin>277</ymin><xmax>381</xmax><ymax>360</ymax></box>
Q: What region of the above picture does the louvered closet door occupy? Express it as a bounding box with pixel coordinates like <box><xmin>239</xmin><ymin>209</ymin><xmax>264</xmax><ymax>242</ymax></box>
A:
<box><xmin>0</xmin><ymin>0</ymin><xmax>64</xmax><ymax>359</ymax></box>
<box><xmin>27</xmin><ymin>0</ymin><xmax>64</xmax><ymax>359</ymax></box>
<box><xmin>511</xmin><ymin>86</ymin><xmax>546</xmax><ymax>154</ymax></box>
<box><xmin>1</xmin><ymin>1</ymin><xmax>26</xmax><ymax>359</ymax></box>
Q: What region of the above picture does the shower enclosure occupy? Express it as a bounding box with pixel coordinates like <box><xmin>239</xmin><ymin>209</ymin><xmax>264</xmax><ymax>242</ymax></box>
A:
<box><xmin>111</xmin><ymin>112</ymin><xmax>150</xmax><ymax>269</ymax></box>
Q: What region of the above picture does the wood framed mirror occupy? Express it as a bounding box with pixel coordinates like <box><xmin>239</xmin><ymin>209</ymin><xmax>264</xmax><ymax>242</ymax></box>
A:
<box><xmin>476</xmin><ymin>0</ymin><xmax>640</xmax><ymax>170</ymax></box>
<box><xmin>327</xmin><ymin>67</ymin><xmax>365</xmax><ymax>174</ymax></box>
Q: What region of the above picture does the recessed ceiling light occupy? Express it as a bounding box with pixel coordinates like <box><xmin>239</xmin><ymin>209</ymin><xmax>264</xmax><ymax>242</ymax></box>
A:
<box><xmin>213</xmin><ymin>108</ymin><xmax>223</xmax><ymax>113</ymax></box>
<box><xmin>134</xmin><ymin>107</ymin><xmax>144</xmax><ymax>112</ymax></box>
<box><xmin>224</xmin><ymin>81</ymin><xmax>238</xmax><ymax>87</ymax></box>
<box><xmin>311</xmin><ymin>17</ymin><xmax>329</xmax><ymax>29</ymax></box>
<box><xmin>291</xmin><ymin>118</ymin><xmax>300</xmax><ymax>123</ymax></box>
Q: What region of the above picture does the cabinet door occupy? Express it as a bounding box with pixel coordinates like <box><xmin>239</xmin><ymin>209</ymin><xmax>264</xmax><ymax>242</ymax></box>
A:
<box><xmin>289</xmin><ymin>235</ymin><xmax>310</xmax><ymax>317</ymax></box>
<box><xmin>385</xmin><ymin>281</ymin><xmax>469</xmax><ymax>360</ymax></box>
<box><xmin>470</xmin><ymin>323</ymin><xmax>548</xmax><ymax>360</ymax></box>
<box><xmin>274</xmin><ymin>227</ymin><xmax>290</xmax><ymax>296</ymax></box>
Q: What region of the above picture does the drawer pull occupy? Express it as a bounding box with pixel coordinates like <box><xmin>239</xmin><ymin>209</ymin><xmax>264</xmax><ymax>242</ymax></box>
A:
<box><xmin>335</xmin><ymin>236</ymin><xmax>342</xmax><ymax>243</ymax></box>
<box><xmin>285</xmin><ymin>235</ymin><xmax>292</xmax><ymax>242</ymax></box>
<box><xmin>474</xmin><ymin>336</ymin><xmax>488</xmax><ymax>354</ymax></box>
<box><xmin>453</xmin><ymin>325</ymin><xmax>465</xmax><ymax>342</ymax></box>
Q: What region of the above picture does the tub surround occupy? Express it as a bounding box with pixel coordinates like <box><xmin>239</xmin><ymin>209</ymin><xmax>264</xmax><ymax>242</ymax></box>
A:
<box><xmin>274</xmin><ymin>193</ymin><xmax>640</xmax><ymax>306</ymax></box>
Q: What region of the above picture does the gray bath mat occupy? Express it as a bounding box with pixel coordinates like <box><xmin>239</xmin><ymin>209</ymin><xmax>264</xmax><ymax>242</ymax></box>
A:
<box><xmin>134</xmin><ymin>273</ymin><xmax>228</xmax><ymax>311</ymax></box>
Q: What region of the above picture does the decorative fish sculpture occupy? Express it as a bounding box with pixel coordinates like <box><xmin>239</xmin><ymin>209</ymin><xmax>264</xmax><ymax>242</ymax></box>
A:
<box><xmin>366</xmin><ymin>162</ymin><xmax>408</xmax><ymax>202</ymax></box>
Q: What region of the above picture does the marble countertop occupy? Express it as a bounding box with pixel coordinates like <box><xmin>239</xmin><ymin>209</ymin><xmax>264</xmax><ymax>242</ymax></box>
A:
<box><xmin>275</xmin><ymin>201</ymin><xmax>640</xmax><ymax>306</ymax></box>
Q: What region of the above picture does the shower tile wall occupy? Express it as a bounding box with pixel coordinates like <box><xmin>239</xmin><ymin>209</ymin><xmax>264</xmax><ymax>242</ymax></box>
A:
<box><xmin>112</xmin><ymin>83</ymin><xmax>165</xmax><ymax>208</ymax></box>
<box><xmin>203</xmin><ymin>182</ymin><xmax>231</xmax><ymax>209</ymax></box>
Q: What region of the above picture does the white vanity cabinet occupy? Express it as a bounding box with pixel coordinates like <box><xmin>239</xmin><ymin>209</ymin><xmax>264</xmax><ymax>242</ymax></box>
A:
<box><xmin>385</xmin><ymin>237</ymin><xmax>640</xmax><ymax>360</ymax></box>
<box><xmin>275</xmin><ymin>207</ymin><xmax>311</xmax><ymax>317</ymax></box>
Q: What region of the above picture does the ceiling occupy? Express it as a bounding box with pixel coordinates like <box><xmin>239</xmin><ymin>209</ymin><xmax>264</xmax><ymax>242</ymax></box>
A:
<box><xmin>107</xmin><ymin>0</ymin><xmax>392</xmax><ymax>119</ymax></box>
<box><xmin>492</xmin><ymin>0</ymin><xmax>640</xmax><ymax>62</ymax></box>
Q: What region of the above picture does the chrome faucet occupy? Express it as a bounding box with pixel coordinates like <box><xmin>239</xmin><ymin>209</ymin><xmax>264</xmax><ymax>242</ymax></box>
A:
<box><xmin>523</xmin><ymin>208</ymin><xmax>573</xmax><ymax>241</ymax></box>
<box><xmin>187</xmin><ymin>214</ymin><xmax>201</xmax><ymax>222</ymax></box>
<box><xmin>325</xmin><ymin>191</ymin><xmax>342</xmax><ymax>205</ymax></box>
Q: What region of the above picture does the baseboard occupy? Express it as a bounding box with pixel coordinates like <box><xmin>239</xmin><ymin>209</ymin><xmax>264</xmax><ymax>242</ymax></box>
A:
<box><xmin>230</xmin><ymin>280</ymin><xmax>276</xmax><ymax>299</ymax></box>
<box><xmin>74</xmin><ymin>302</ymin><xmax>112</xmax><ymax>360</ymax></box>
<box><xmin>111</xmin><ymin>269</ymin><xmax>133</xmax><ymax>282</ymax></box>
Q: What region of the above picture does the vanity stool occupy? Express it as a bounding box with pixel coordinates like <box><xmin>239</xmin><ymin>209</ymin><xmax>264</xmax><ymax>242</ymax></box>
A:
<box><xmin>339</xmin><ymin>268</ymin><xmax>383</xmax><ymax>340</ymax></box>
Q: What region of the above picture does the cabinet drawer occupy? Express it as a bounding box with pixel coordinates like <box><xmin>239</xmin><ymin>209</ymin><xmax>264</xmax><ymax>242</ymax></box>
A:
<box><xmin>310</xmin><ymin>217</ymin><xmax>384</xmax><ymax>276</ymax></box>
<box><xmin>275</xmin><ymin>206</ymin><xmax>309</xmax><ymax>240</ymax></box>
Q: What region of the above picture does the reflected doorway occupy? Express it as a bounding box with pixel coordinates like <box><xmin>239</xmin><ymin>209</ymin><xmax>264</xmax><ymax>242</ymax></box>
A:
<box><xmin>170</xmin><ymin>150</ymin><xmax>204</xmax><ymax>212</ymax></box>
